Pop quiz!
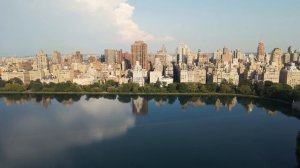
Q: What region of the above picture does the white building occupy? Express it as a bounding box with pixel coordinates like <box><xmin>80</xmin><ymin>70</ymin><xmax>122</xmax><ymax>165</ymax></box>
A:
<box><xmin>280</xmin><ymin>63</ymin><xmax>300</xmax><ymax>88</ymax></box>
<box><xmin>132</xmin><ymin>61</ymin><xmax>146</xmax><ymax>87</ymax></box>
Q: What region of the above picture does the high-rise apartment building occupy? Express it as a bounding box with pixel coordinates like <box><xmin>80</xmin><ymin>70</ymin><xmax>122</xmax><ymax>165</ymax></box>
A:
<box><xmin>176</xmin><ymin>43</ymin><xmax>190</xmax><ymax>64</ymax></box>
<box><xmin>36</xmin><ymin>50</ymin><xmax>49</xmax><ymax>70</ymax></box>
<box><xmin>72</xmin><ymin>51</ymin><xmax>83</xmax><ymax>63</ymax></box>
<box><xmin>105</xmin><ymin>49</ymin><xmax>116</xmax><ymax>65</ymax></box>
<box><xmin>131</xmin><ymin>41</ymin><xmax>148</xmax><ymax>70</ymax></box>
<box><xmin>222</xmin><ymin>47</ymin><xmax>232</xmax><ymax>63</ymax></box>
<box><xmin>280</xmin><ymin>63</ymin><xmax>300</xmax><ymax>88</ymax></box>
<box><xmin>271</xmin><ymin>48</ymin><xmax>283</xmax><ymax>67</ymax></box>
<box><xmin>257</xmin><ymin>41</ymin><xmax>265</xmax><ymax>62</ymax></box>
<box><xmin>52</xmin><ymin>51</ymin><xmax>62</xmax><ymax>64</ymax></box>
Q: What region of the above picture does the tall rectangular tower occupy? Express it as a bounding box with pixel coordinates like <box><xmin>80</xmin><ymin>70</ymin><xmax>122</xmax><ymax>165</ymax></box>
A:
<box><xmin>104</xmin><ymin>49</ymin><xmax>116</xmax><ymax>66</ymax></box>
<box><xmin>131</xmin><ymin>41</ymin><xmax>148</xmax><ymax>70</ymax></box>
<box><xmin>257</xmin><ymin>41</ymin><xmax>265</xmax><ymax>62</ymax></box>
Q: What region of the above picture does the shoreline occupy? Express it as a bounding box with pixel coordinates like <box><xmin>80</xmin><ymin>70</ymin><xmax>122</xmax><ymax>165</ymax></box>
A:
<box><xmin>0</xmin><ymin>91</ymin><xmax>292</xmax><ymax>104</ymax></box>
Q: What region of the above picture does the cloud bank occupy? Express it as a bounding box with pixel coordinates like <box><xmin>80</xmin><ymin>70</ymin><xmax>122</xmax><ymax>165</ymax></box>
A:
<box><xmin>76</xmin><ymin>0</ymin><xmax>174</xmax><ymax>42</ymax></box>
<box><xmin>0</xmin><ymin>97</ymin><xmax>135</xmax><ymax>167</ymax></box>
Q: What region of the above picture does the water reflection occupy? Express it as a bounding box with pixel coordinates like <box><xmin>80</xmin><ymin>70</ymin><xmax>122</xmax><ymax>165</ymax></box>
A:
<box><xmin>1</xmin><ymin>94</ymin><xmax>299</xmax><ymax>118</ymax></box>
<box><xmin>0</xmin><ymin>96</ymin><xmax>135</xmax><ymax>167</ymax></box>
<box><xmin>0</xmin><ymin>94</ymin><xmax>299</xmax><ymax>167</ymax></box>
<box><xmin>132</xmin><ymin>97</ymin><xmax>148</xmax><ymax>116</ymax></box>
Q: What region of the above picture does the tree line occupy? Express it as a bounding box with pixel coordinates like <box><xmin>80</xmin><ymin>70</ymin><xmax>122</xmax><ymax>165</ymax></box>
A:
<box><xmin>0</xmin><ymin>77</ymin><xmax>300</xmax><ymax>102</ymax></box>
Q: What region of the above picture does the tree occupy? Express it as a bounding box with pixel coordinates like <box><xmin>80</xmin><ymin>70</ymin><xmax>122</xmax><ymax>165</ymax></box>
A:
<box><xmin>107</xmin><ymin>86</ymin><xmax>117</xmax><ymax>93</ymax></box>
<box><xmin>106</xmin><ymin>80</ymin><xmax>117</xmax><ymax>87</ymax></box>
<box><xmin>118</xmin><ymin>83</ymin><xmax>131</xmax><ymax>92</ymax></box>
<box><xmin>292</xmin><ymin>90</ymin><xmax>300</xmax><ymax>102</ymax></box>
<box><xmin>264</xmin><ymin>81</ymin><xmax>273</xmax><ymax>87</ymax></box>
<box><xmin>167</xmin><ymin>83</ymin><xmax>177</xmax><ymax>93</ymax></box>
<box><xmin>4</xmin><ymin>83</ymin><xmax>24</xmax><ymax>92</ymax></box>
<box><xmin>237</xmin><ymin>85</ymin><xmax>252</xmax><ymax>95</ymax></box>
<box><xmin>0</xmin><ymin>80</ymin><xmax>7</xmax><ymax>88</ymax></box>
<box><xmin>187</xmin><ymin>83</ymin><xmax>198</xmax><ymax>93</ymax></box>
<box><xmin>294</xmin><ymin>85</ymin><xmax>300</xmax><ymax>91</ymax></box>
<box><xmin>253</xmin><ymin>81</ymin><xmax>264</xmax><ymax>96</ymax></box>
<box><xmin>154</xmin><ymin>80</ymin><xmax>161</xmax><ymax>88</ymax></box>
<box><xmin>28</xmin><ymin>80</ymin><xmax>43</xmax><ymax>92</ymax></box>
<box><xmin>206</xmin><ymin>83</ymin><xmax>218</xmax><ymax>92</ymax></box>
<box><xmin>8</xmin><ymin>77</ymin><xmax>23</xmax><ymax>85</ymax></box>
<box><xmin>178</xmin><ymin>83</ymin><xmax>189</xmax><ymax>93</ymax></box>
<box><xmin>219</xmin><ymin>83</ymin><xmax>234</xmax><ymax>93</ymax></box>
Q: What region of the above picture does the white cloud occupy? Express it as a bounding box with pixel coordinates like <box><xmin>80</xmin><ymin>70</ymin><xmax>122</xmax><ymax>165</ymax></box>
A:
<box><xmin>76</xmin><ymin>0</ymin><xmax>174</xmax><ymax>42</ymax></box>
<box><xmin>0</xmin><ymin>97</ymin><xmax>135</xmax><ymax>166</ymax></box>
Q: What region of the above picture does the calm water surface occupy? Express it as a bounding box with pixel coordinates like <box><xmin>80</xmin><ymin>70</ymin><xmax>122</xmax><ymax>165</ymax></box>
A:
<box><xmin>0</xmin><ymin>95</ymin><xmax>300</xmax><ymax>168</ymax></box>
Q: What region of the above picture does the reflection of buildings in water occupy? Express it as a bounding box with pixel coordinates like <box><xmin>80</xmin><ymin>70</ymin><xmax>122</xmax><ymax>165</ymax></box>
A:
<box><xmin>32</xmin><ymin>97</ymin><xmax>52</xmax><ymax>108</ymax></box>
<box><xmin>4</xmin><ymin>97</ymin><xmax>28</xmax><ymax>106</ymax></box>
<box><xmin>214</xmin><ymin>97</ymin><xmax>238</xmax><ymax>112</ymax></box>
<box><xmin>3</xmin><ymin>97</ymin><xmax>52</xmax><ymax>108</ymax></box>
<box><xmin>215</xmin><ymin>99</ymin><xmax>223</xmax><ymax>112</ymax></box>
<box><xmin>246</xmin><ymin>102</ymin><xmax>254</xmax><ymax>113</ymax></box>
<box><xmin>265</xmin><ymin>109</ymin><xmax>277</xmax><ymax>116</ymax></box>
<box><xmin>62</xmin><ymin>99</ymin><xmax>75</xmax><ymax>106</ymax></box>
<box><xmin>180</xmin><ymin>98</ymin><xmax>205</xmax><ymax>111</ymax></box>
<box><xmin>189</xmin><ymin>99</ymin><xmax>205</xmax><ymax>107</ymax></box>
<box><xmin>154</xmin><ymin>99</ymin><xmax>167</xmax><ymax>107</ymax></box>
<box><xmin>41</xmin><ymin>98</ymin><xmax>51</xmax><ymax>108</ymax></box>
<box><xmin>132</xmin><ymin>97</ymin><xmax>148</xmax><ymax>116</ymax></box>
<box><xmin>226</xmin><ymin>97</ymin><xmax>237</xmax><ymax>111</ymax></box>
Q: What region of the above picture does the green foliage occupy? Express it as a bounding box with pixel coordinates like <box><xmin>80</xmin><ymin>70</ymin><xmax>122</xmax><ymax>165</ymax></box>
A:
<box><xmin>4</xmin><ymin>83</ymin><xmax>24</xmax><ymax>92</ymax></box>
<box><xmin>8</xmin><ymin>77</ymin><xmax>23</xmax><ymax>85</ymax></box>
<box><xmin>219</xmin><ymin>83</ymin><xmax>234</xmax><ymax>93</ymax></box>
<box><xmin>264</xmin><ymin>83</ymin><xmax>293</xmax><ymax>101</ymax></box>
<box><xmin>0</xmin><ymin>77</ymin><xmax>299</xmax><ymax>103</ymax></box>
<box><xmin>237</xmin><ymin>85</ymin><xmax>253</xmax><ymax>95</ymax></box>
<box><xmin>205</xmin><ymin>83</ymin><xmax>218</xmax><ymax>92</ymax></box>
<box><xmin>28</xmin><ymin>80</ymin><xmax>43</xmax><ymax>92</ymax></box>
<box><xmin>187</xmin><ymin>83</ymin><xmax>199</xmax><ymax>93</ymax></box>
<box><xmin>154</xmin><ymin>80</ymin><xmax>161</xmax><ymax>88</ymax></box>
<box><xmin>253</xmin><ymin>81</ymin><xmax>264</xmax><ymax>96</ymax></box>
<box><xmin>178</xmin><ymin>83</ymin><xmax>189</xmax><ymax>93</ymax></box>
<box><xmin>53</xmin><ymin>81</ymin><xmax>82</xmax><ymax>92</ymax></box>
<box><xmin>0</xmin><ymin>80</ymin><xmax>7</xmax><ymax>88</ymax></box>
<box><xmin>106</xmin><ymin>80</ymin><xmax>117</xmax><ymax>87</ymax></box>
<box><xmin>167</xmin><ymin>83</ymin><xmax>177</xmax><ymax>93</ymax></box>
<box><xmin>294</xmin><ymin>85</ymin><xmax>300</xmax><ymax>91</ymax></box>
<box><xmin>293</xmin><ymin>90</ymin><xmax>300</xmax><ymax>102</ymax></box>
<box><xmin>118</xmin><ymin>83</ymin><xmax>140</xmax><ymax>93</ymax></box>
<box><xmin>107</xmin><ymin>87</ymin><xmax>117</xmax><ymax>93</ymax></box>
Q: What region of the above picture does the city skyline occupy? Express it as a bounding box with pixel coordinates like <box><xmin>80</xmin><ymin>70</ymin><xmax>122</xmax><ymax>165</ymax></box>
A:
<box><xmin>1</xmin><ymin>0</ymin><xmax>300</xmax><ymax>55</ymax></box>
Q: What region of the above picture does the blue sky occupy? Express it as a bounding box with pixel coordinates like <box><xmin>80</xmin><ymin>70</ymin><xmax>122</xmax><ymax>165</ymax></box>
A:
<box><xmin>0</xmin><ymin>0</ymin><xmax>300</xmax><ymax>56</ymax></box>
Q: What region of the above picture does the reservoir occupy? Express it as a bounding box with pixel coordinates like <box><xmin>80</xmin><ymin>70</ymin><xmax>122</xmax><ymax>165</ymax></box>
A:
<box><xmin>0</xmin><ymin>95</ymin><xmax>299</xmax><ymax>168</ymax></box>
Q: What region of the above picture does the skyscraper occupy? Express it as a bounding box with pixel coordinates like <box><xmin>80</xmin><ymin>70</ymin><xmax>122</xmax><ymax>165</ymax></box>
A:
<box><xmin>36</xmin><ymin>50</ymin><xmax>49</xmax><ymax>70</ymax></box>
<box><xmin>131</xmin><ymin>41</ymin><xmax>148</xmax><ymax>70</ymax></box>
<box><xmin>105</xmin><ymin>49</ymin><xmax>116</xmax><ymax>65</ymax></box>
<box><xmin>117</xmin><ymin>49</ymin><xmax>124</xmax><ymax>64</ymax></box>
<box><xmin>222</xmin><ymin>47</ymin><xmax>232</xmax><ymax>63</ymax></box>
<box><xmin>257</xmin><ymin>41</ymin><xmax>265</xmax><ymax>62</ymax></box>
<box><xmin>176</xmin><ymin>43</ymin><xmax>190</xmax><ymax>64</ymax></box>
<box><xmin>52</xmin><ymin>51</ymin><xmax>62</xmax><ymax>64</ymax></box>
<box><xmin>271</xmin><ymin>48</ymin><xmax>283</xmax><ymax>68</ymax></box>
<box><xmin>72</xmin><ymin>51</ymin><xmax>83</xmax><ymax>63</ymax></box>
